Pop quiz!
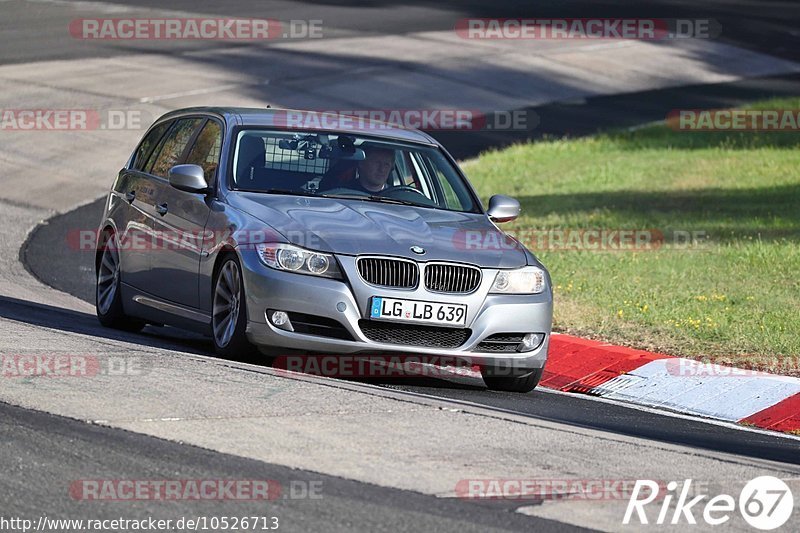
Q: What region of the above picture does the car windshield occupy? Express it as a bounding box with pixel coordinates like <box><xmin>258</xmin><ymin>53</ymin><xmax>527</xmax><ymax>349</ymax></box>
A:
<box><xmin>231</xmin><ymin>130</ymin><xmax>480</xmax><ymax>213</ymax></box>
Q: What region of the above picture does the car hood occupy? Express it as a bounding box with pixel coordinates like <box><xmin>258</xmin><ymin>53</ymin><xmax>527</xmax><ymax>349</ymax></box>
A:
<box><xmin>229</xmin><ymin>193</ymin><xmax>530</xmax><ymax>268</ymax></box>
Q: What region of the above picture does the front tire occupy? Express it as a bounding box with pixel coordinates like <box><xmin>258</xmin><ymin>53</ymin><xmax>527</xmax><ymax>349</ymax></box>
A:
<box><xmin>96</xmin><ymin>233</ymin><xmax>145</xmax><ymax>332</ymax></box>
<box><xmin>212</xmin><ymin>255</ymin><xmax>256</xmax><ymax>358</ymax></box>
<box><xmin>481</xmin><ymin>367</ymin><xmax>543</xmax><ymax>393</ymax></box>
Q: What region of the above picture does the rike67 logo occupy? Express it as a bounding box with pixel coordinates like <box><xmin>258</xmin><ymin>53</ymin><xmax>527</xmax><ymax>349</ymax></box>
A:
<box><xmin>624</xmin><ymin>476</ymin><xmax>794</xmax><ymax>530</ymax></box>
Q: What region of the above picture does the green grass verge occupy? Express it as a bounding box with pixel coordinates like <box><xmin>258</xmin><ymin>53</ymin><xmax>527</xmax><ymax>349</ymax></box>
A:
<box><xmin>463</xmin><ymin>98</ymin><xmax>800</xmax><ymax>373</ymax></box>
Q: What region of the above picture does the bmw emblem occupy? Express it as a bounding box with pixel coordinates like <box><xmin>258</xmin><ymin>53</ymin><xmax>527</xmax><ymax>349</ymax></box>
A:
<box><xmin>410</xmin><ymin>246</ymin><xmax>425</xmax><ymax>255</ymax></box>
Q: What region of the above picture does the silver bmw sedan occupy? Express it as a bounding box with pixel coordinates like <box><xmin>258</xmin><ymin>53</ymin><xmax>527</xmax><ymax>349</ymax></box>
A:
<box><xmin>95</xmin><ymin>107</ymin><xmax>552</xmax><ymax>392</ymax></box>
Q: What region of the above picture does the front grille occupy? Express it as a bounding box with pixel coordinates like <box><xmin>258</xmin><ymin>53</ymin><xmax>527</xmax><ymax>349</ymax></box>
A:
<box><xmin>424</xmin><ymin>263</ymin><xmax>482</xmax><ymax>293</ymax></box>
<box><xmin>357</xmin><ymin>257</ymin><xmax>418</xmax><ymax>289</ymax></box>
<box><xmin>474</xmin><ymin>333</ymin><xmax>526</xmax><ymax>353</ymax></box>
<box><xmin>359</xmin><ymin>320</ymin><xmax>471</xmax><ymax>349</ymax></box>
<box><xmin>287</xmin><ymin>312</ymin><xmax>354</xmax><ymax>341</ymax></box>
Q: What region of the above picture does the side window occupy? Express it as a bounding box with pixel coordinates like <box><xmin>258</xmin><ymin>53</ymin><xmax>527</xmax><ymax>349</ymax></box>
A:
<box><xmin>185</xmin><ymin>120</ymin><xmax>222</xmax><ymax>183</ymax></box>
<box><xmin>147</xmin><ymin>118</ymin><xmax>204</xmax><ymax>178</ymax></box>
<box><xmin>418</xmin><ymin>153</ymin><xmax>468</xmax><ymax>211</ymax></box>
<box><xmin>438</xmin><ymin>175</ymin><xmax>462</xmax><ymax>210</ymax></box>
<box><xmin>132</xmin><ymin>121</ymin><xmax>172</xmax><ymax>171</ymax></box>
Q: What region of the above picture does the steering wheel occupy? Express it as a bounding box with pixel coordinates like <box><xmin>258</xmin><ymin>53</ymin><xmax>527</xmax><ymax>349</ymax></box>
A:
<box><xmin>381</xmin><ymin>185</ymin><xmax>427</xmax><ymax>197</ymax></box>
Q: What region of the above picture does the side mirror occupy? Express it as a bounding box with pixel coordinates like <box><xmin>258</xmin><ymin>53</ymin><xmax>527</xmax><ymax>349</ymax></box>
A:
<box><xmin>168</xmin><ymin>164</ymin><xmax>210</xmax><ymax>194</ymax></box>
<box><xmin>486</xmin><ymin>194</ymin><xmax>520</xmax><ymax>223</ymax></box>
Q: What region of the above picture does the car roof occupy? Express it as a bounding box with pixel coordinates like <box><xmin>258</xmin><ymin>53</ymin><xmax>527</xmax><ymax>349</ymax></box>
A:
<box><xmin>158</xmin><ymin>107</ymin><xmax>441</xmax><ymax>146</ymax></box>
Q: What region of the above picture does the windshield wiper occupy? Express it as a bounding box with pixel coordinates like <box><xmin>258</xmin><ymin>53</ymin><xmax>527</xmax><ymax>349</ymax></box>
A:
<box><xmin>257</xmin><ymin>188</ymin><xmax>319</xmax><ymax>197</ymax></box>
<box><xmin>243</xmin><ymin>189</ymin><xmax>424</xmax><ymax>207</ymax></box>
<box><xmin>366</xmin><ymin>195</ymin><xmax>421</xmax><ymax>206</ymax></box>
<box><xmin>325</xmin><ymin>193</ymin><xmax>421</xmax><ymax>207</ymax></box>
<box><xmin>244</xmin><ymin>188</ymin><xmax>345</xmax><ymax>199</ymax></box>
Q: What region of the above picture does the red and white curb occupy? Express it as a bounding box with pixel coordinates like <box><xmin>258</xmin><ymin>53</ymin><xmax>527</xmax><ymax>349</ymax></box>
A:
<box><xmin>545</xmin><ymin>334</ymin><xmax>800</xmax><ymax>434</ymax></box>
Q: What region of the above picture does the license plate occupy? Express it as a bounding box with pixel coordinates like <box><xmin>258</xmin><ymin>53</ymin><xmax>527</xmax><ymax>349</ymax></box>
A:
<box><xmin>369</xmin><ymin>297</ymin><xmax>467</xmax><ymax>327</ymax></box>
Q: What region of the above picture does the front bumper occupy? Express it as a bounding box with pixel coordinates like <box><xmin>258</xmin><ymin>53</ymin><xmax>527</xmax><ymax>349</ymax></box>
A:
<box><xmin>239</xmin><ymin>250</ymin><xmax>553</xmax><ymax>369</ymax></box>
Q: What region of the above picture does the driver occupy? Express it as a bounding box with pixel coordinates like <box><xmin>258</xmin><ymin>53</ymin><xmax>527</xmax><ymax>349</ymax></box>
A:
<box><xmin>352</xmin><ymin>146</ymin><xmax>394</xmax><ymax>193</ymax></box>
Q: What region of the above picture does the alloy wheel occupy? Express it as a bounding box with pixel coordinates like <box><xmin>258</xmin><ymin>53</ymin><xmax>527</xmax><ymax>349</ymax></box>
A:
<box><xmin>213</xmin><ymin>260</ymin><xmax>242</xmax><ymax>348</ymax></box>
<box><xmin>97</xmin><ymin>241</ymin><xmax>120</xmax><ymax>315</ymax></box>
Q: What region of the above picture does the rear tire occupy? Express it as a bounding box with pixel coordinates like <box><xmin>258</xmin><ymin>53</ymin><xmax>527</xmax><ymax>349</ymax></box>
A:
<box><xmin>212</xmin><ymin>254</ymin><xmax>257</xmax><ymax>358</ymax></box>
<box><xmin>481</xmin><ymin>367</ymin><xmax>543</xmax><ymax>393</ymax></box>
<box><xmin>95</xmin><ymin>232</ymin><xmax>145</xmax><ymax>333</ymax></box>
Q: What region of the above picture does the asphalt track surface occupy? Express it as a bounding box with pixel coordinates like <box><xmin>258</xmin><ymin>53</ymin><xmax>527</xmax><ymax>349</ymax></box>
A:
<box><xmin>0</xmin><ymin>401</ymin><xmax>585</xmax><ymax>532</ymax></box>
<box><xmin>5</xmin><ymin>1</ymin><xmax>800</xmax><ymax>531</ymax></box>
<box><xmin>3</xmin><ymin>0</ymin><xmax>799</xmax><ymax>65</ymax></box>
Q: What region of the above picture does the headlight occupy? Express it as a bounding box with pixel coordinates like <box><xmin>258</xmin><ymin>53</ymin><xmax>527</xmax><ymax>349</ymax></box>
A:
<box><xmin>256</xmin><ymin>243</ymin><xmax>342</xmax><ymax>279</ymax></box>
<box><xmin>490</xmin><ymin>266</ymin><xmax>546</xmax><ymax>294</ymax></box>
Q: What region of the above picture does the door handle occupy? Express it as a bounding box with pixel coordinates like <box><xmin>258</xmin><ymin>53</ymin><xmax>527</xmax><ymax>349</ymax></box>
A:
<box><xmin>156</xmin><ymin>203</ymin><xmax>168</xmax><ymax>216</ymax></box>
<box><xmin>125</xmin><ymin>190</ymin><xmax>136</xmax><ymax>203</ymax></box>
